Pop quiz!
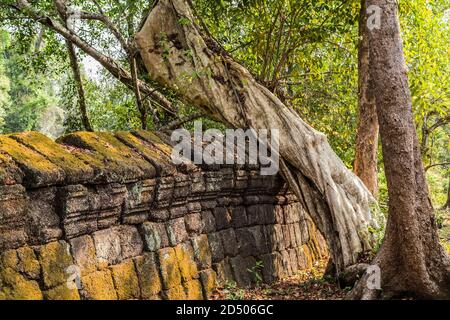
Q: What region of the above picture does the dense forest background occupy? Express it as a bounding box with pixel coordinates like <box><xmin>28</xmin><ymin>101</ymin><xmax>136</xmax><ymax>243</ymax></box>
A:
<box><xmin>0</xmin><ymin>0</ymin><xmax>448</xmax><ymax>216</ymax></box>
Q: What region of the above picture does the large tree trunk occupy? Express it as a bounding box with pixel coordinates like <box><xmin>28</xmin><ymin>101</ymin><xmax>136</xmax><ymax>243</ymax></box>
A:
<box><xmin>349</xmin><ymin>0</ymin><xmax>450</xmax><ymax>299</ymax></box>
<box><xmin>354</xmin><ymin>0</ymin><xmax>379</xmax><ymax>197</ymax></box>
<box><xmin>135</xmin><ymin>0</ymin><xmax>384</xmax><ymax>275</ymax></box>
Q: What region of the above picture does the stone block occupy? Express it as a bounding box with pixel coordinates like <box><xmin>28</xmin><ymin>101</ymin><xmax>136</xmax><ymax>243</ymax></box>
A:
<box><xmin>158</xmin><ymin>247</ymin><xmax>181</xmax><ymax>289</ymax></box>
<box><xmin>183</xmin><ymin>279</ymin><xmax>203</xmax><ymax>300</ymax></box>
<box><xmin>110</xmin><ymin>260</ymin><xmax>140</xmax><ymax>299</ymax></box>
<box><xmin>191</xmin><ymin>235</ymin><xmax>212</xmax><ymax>270</ymax></box>
<box><xmin>0</xmin><ymin>185</ymin><xmax>28</xmax><ymax>251</ymax></box>
<box><xmin>200</xmin><ymin>210</ymin><xmax>216</xmax><ymax>233</ymax></box>
<box><xmin>199</xmin><ymin>269</ymin><xmax>217</xmax><ymax>299</ymax></box>
<box><xmin>0</xmin><ymin>267</ymin><xmax>43</xmax><ymax>300</ymax></box>
<box><xmin>80</xmin><ymin>270</ymin><xmax>117</xmax><ymax>300</ymax></box>
<box><xmin>123</xmin><ymin>179</ymin><xmax>156</xmax><ymax>224</ymax></box>
<box><xmin>139</xmin><ymin>222</ymin><xmax>169</xmax><ymax>252</ymax></box>
<box><xmin>230</xmin><ymin>206</ymin><xmax>247</xmax><ymax>228</ymax></box>
<box><xmin>213</xmin><ymin>207</ymin><xmax>232</xmax><ymax>230</ymax></box>
<box><xmin>184</xmin><ymin>213</ymin><xmax>203</xmax><ymax>234</ymax></box>
<box><xmin>164</xmin><ymin>285</ymin><xmax>186</xmax><ymax>300</ymax></box>
<box><xmin>134</xmin><ymin>253</ymin><xmax>162</xmax><ymax>298</ymax></box>
<box><xmin>92</xmin><ymin>228</ymin><xmax>121</xmax><ymax>268</ymax></box>
<box><xmin>166</xmin><ymin>218</ymin><xmax>188</xmax><ymax>246</ymax></box>
<box><xmin>218</xmin><ymin>228</ymin><xmax>239</xmax><ymax>257</ymax></box>
<box><xmin>44</xmin><ymin>284</ymin><xmax>80</xmax><ymax>300</ymax></box>
<box><xmin>174</xmin><ymin>242</ymin><xmax>198</xmax><ymax>282</ymax></box>
<box><xmin>70</xmin><ymin>235</ymin><xmax>97</xmax><ymax>276</ymax></box>
<box><xmin>39</xmin><ymin>241</ymin><xmax>74</xmax><ymax>289</ymax></box>
<box><xmin>26</xmin><ymin>187</ymin><xmax>62</xmax><ymax>244</ymax></box>
<box><xmin>207</xmin><ymin>232</ymin><xmax>224</xmax><ymax>263</ymax></box>
<box><xmin>117</xmin><ymin>225</ymin><xmax>144</xmax><ymax>260</ymax></box>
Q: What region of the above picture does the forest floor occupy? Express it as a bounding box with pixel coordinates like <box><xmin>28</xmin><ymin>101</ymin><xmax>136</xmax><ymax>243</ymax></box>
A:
<box><xmin>211</xmin><ymin>258</ymin><xmax>347</xmax><ymax>300</ymax></box>
<box><xmin>212</xmin><ymin>209</ymin><xmax>449</xmax><ymax>301</ymax></box>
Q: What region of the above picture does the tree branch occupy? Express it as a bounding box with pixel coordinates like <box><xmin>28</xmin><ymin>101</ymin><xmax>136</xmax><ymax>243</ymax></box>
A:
<box><xmin>14</xmin><ymin>0</ymin><xmax>176</xmax><ymax>115</ymax></box>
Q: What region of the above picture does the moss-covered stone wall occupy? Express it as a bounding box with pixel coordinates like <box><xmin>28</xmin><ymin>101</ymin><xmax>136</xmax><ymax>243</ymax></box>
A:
<box><xmin>0</xmin><ymin>131</ymin><xmax>327</xmax><ymax>300</ymax></box>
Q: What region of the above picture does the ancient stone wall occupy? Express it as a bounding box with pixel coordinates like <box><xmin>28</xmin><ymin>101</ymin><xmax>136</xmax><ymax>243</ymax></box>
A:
<box><xmin>0</xmin><ymin>131</ymin><xmax>327</xmax><ymax>300</ymax></box>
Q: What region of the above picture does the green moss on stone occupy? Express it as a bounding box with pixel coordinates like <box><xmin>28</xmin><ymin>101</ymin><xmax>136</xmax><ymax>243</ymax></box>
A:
<box><xmin>0</xmin><ymin>136</ymin><xmax>65</xmax><ymax>187</ymax></box>
<box><xmin>10</xmin><ymin>132</ymin><xmax>94</xmax><ymax>184</ymax></box>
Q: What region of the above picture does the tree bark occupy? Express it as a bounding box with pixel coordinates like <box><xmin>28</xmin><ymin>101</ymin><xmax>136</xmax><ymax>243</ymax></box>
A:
<box><xmin>354</xmin><ymin>0</ymin><xmax>379</xmax><ymax>197</ymax></box>
<box><xmin>349</xmin><ymin>0</ymin><xmax>450</xmax><ymax>299</ymax></box>
<box><xmin>135</xmin><ymin>0</ymin><xmax>385</xmax><ymax>275</ymax></box>
<box><xmin>53</xmin><ymin>0</ymin><xmax>92</xmax><ymax>131</ymax></box>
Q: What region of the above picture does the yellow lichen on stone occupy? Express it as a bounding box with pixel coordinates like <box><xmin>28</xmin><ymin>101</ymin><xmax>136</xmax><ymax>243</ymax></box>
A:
<box><xmin>174</xmin><ymin>242</ymin><xmax>199</xmax><ymax>282</ymax></box>
<box><xmin>110</xmin><ymin>260</ymin><xmax>140</xmax><ymax>300</ymax></box>
<box><xmin>134</xmin><ymin>253</ymin><xmax>162</xmax><ymax>299</ymax></box>
<box><xmin>38</xmin><ymin>241</ymin><xmax>74</xmax><ymax>289</ymax></box>
<box><xmin>165</xmin><ymin>285</ymin><xmax>186</xmax><ymax>300</ymax></box>
<box><xmin>115</xmin><ymin>131</ymin><xmax>176</xmax><ymax>176</ymax></box>
<box><xmin>16</xmin><ymin>247</ymin><xmax>41</xmax><ymax>279</ymax></box>
<box><xmin>80</xmin><ymin>270</ymin><xmax>118</xmax><ymax>300</ymax></box>
<box><xmin>10</xmin><ymin>131</ymin><xmax>94</xmax><ymax>183</ymax></box>
<box><xmin>183</xmin><ymin>279</ymin><xmax>203</xmax><ymax>300</ymax></box>
<box><xmin>158</xmin><ymin>247</ymin><xmax>182</xmax><ymax>289</ymax></box>
<box><xmin>301</xmin><ymin>244</ymin><xmax>314</xmax><ymax>269</ymax></box>
<box><xmin>199</xmin><ymin>269</ymin><xmax>217</xmax><ymax>299</ymax></box>
<box><xmin>0</xmin><ymin>136</ymin><xmax>65</xmax><ymax>186</ymax></box>
<box><xmin>44</xmin><ymin>284</ymin><xmax>81</xmax><ymax>300</ymax></box>
<box><xmin>0</xmin><ymin>267</ymin><xmax>43</xmax><ymax>300</ymax></box>
<box><xmin>57</xmin><ymin>131</ymin><xmax>155</xmax><ymax>181</ymax></box>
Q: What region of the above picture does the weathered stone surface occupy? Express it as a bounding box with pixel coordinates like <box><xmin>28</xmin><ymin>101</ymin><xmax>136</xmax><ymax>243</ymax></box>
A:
<box><xmin>0</xmin><ymin>185</ymin><xmax>28</xmax><ymax>251</ymax></box>
<box><xmin>0</xmin><ymin>152</ymin><xmax>23</xmax><ymax>185</ymax></box>
<box><xmin>110</xmin><ymin>260</ymin><xmax>140</xmax><ymax>299</ymax></box>
<box><xmin>134</xmin><ymin>253</ymin><xmax>162</xmax><ymax>298</ymax></box>
<box><xmin>26</xmin><ymin>188</ymin><xmax>62</xmax><ymax>245</ymax></box>
<box><xmin>218</xmin><ymin>228</ymin><xmax>239</xmax><ymax>257</ymax></box>
<box><xmin>164</xmin><ymin>285</ymin><xmax>186</xmax><ymax>300</ymax></box>
<box><xmin>174</xmin><ymin>242</ymin><xmax>198</xmax><ymax>282</ymax></box>
<box><xmin>158</xmin><ymin>247</ymin><xmax>181</xmax><ymax>289</ymax></box>
<box><xmin>0</xmin><ymin>267</ymin><xmax>43</xmax><ymax>300</ymax></box>
<box><xmin>57</xmin><ymin>132</ymin><xmax>156</xmax><ymax>183</ymax></box>
<box><xmin>139</xmin><ymin>222</ymin><xmax>169</xmax><ymax>252</ymax></box>
<box><xmin>123</xmin><ymin>179</ymin><xmax>156</xmax><ymax>224</ymax></box>
<box><xmin>247</xmin><ymin>225</ymin><xmax>268</xmax><ymax>255</ymax></box>
<box><xmin>69</xmin><ymin>235</ymin><xmax>97</xmax><ymax>276</ymax></box>
<box><xmin>80</xmin><ymin>270</ymin><xmax>118</xmax><ymax>300</ymax></box>
<box><xmin>200</xmin><ymin>210</ymin><xmax>216</xmax><ymax>233</ymax></box>
<box><xmin>191</xmin><ymin>235</ymin><xmax>212</xmax><ymax>270</ymax></box>
<box><xmin>10</xmin><ymin>131</ymin><xmax>94</xmax><ymax>184</ymax></box>
<box><xmin>0</xmin><ymin>129</ymin><xmax>327</xmax><ymax>299</ymax></box>
<box><xmin>44</xmin><ymin>284</ymin><xmax>80</xmax><ymax>300</ymax></box>
<box><xmin>60</xmin><ymin>184</ymin><xmax>127</xmax><ymax>238</ymax></box>
<box><xmin>0</xmin><ymin>136</ymin><xmax>65</xmax><ymax>187</ymax></box>
<box><xmin>92</xmin><ymin>228</ymin><xmax>121</xmax><ymax>268</ymax></box>
<box><xmin>199</xmin><ymin>269</ymin><xmax>217</xmax><ymax>299</ymax></box>
<box><xmin>38</xmin><ymin>241</ymin><xmax>74</xmax><ymax>289</ymax></box>
<box><xmin>117</xmin><ymin>225</ymin><xmax>144</xmax><ymax>260</ymax></box>
<box><xmin>213</xmin><ymin>207</ymin><xmax>232</xmax><ymax>230</ymax></box>
<box><xmin>184</xmin><ymin>213</ymin><xmax>203</xmax><ymax>234</ymax></box>
<box><xmin>184</xmin><ymin>279</ymin><xmax>203</xmax><ymax>300</ymax></box>
<box><xmin>235</xmin><ymin>228</ymin><xmax>255</xmax><ymax>257</ymax></box>
<box><xmin>213</xmin><ymin>258</ymin><xmax>234</xmax><ymax>284</ymax></box>
<box><xmin>114</xmin><ymin>131</ymin><xmax>176</xmax><ymax>177</ymax></box>
<box><xmin>230</xmin><ymin>206</ymin><xmax>247</xmax><ymax>228</ymax></box>
<box><xmin>166</xmin><ymin>218</ymin><xmax>188</xmax><ymax>246</ymax></box>
<box><xmin>207</xmin><ymin>233</ymin><xmax>224</xmax><ymax>263</ymax></box>
<box><xmin>230</xmin><ymin>256</ymin><xmax>255</xmax><ymax>287</ymax></box>
<box><xmin>246</xmin><ymin>204</ymin><xmax>275</xmax><ymax>225</ymax></box>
